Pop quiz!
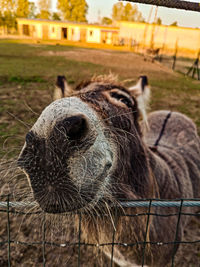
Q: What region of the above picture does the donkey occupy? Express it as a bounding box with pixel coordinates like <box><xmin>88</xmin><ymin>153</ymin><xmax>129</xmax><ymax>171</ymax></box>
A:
<box><xmin>144</xmin><ymin>48</ymin><xmax>160</xmax><ymax>63</ymax></box>
<box><xmin>54</xmin><ymin>75</ymin><xmax>150</xmax><ymax>126</ymax></box>
<box><xmin>18</xmin><ymin>75</ymin><xmax>200</xmax><ymax>266</ymax></box>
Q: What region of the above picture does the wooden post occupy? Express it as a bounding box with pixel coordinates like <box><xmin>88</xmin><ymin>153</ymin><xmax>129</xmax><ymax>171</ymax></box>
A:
<box><xmin>198</xmin><ymin>51</ymin><xmax>200</xmax><ymax>80</ymax></box>
<box><xmin>150</xmin><ymin>6</ymin><xmax>158</xmax><ymax>49</ymax></box>
<box><xmin>160</xmin><ymin>26</ymin><xmax>168</xmax><ymax>62</ymax></box>
<box><xmin>186</xmin><ymin>50</ymin><xmax>200</xmax><ymax>80</ymax></box>
<box><xmin>172</xmin><ymin>39</ymin><xmax>178</xmax><ymax>70</ymax></box>
<box><xmin>142</xmin><ymin>6</ymin><xmax>153</xmax><ymax>49</ymax></box>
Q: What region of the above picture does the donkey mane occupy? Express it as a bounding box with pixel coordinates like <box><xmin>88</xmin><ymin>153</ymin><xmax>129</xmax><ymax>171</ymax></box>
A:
<box><xmin>75</xmin><ymin>74</ymin><xmax>123</xmax><ymax>91</ymax></box>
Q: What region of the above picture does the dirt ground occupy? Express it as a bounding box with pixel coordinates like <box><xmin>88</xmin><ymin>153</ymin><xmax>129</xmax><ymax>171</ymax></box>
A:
<box><xmin>41</xmin><ymin>48</ymin><xmax>175</xmax><ymax>80</ymax></box>
<box><xmin>0</xmin><ymin>42</ymin><xmax>200</xmax><ymax>266</ymax></box>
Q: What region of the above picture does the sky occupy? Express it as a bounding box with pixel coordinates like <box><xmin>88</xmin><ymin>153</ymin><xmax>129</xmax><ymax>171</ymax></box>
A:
<box><xmin>85</xmin><ymin>0</ymin><xmax>200</xmax><ymax>28</ymax></box>
<box><xmin>39</xmin><ymin>0</ymin><xmax>200</xmax><ymax>28</ymax></box>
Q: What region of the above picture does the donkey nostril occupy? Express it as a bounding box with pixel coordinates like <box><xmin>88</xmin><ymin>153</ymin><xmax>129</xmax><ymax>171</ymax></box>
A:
<box><xmin>61</xmin><ymin>115</ymin><xmax>88</xmax><ymax>140</ymax></box>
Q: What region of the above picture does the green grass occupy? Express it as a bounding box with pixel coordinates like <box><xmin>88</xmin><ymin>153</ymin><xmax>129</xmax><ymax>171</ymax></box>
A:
<box><xmin>0</xmin><ymin>42</ymin><xmax>108</xmax><ymax>157</ymax></box>
<box><xmin>0</xmin><ymin>40</ymin><xmax>199</xmax><ymax>158</ymax></box>
<box><xmin>150</xmin><ymin>75</ymin><xmax>200</xmax><ymax>130</ymax></box>
<box><xmin>0</xmin><ymin>43</ymin><xmax>106</xmax><ymax>80</ymax></box>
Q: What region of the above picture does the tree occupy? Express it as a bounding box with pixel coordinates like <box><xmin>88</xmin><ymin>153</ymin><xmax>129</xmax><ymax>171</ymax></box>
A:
<box><xmin>52</xmin><ymin>12</ymin><xmax>61</xmax><ymax>21</ymax></box>
<box><xmin>123</xmin><ymin>2</ymin><xmax>133</xmax><ymax>21</ymax></box>
<box><xmin>112</xmin><ymin>2</ymin><xmax>124</xmax><ymax>21</ymax></box>
<box><xmin>0</xmin><ymin>11</ymin><xmax>3</xmax><ymax>24</ymax></box>
<box><xmin>101</xmin><ymin>17</ymin><xmax>112</xmax><ymax>25</ymax></box>
<box><xmin>28</xmin><ymin>2</ymin><xmax>37</xmax><ymax>18</ymax></box>
<box><xmin>0</xmin><ymin>10</ymin><xmax>6</xmax><ymax>28</ymax></box>
<box><xmin>112</xmin><ymin>2</ymin><xmax>144</xmax><ymax>22</ymax></box>
<box><xmin>170</xmin><ymin>21</ymin><xmax>178</xmax><ymax>27</ymax></box>
<box><xmin>57</xmin><ymin>0</ymin><xmax>88</xmax><ymax>22</ymax></box>
<box><xmin>37</xmin><ymin>0</ymin><xmax>51</xmax><ymax>19</ymax></box>
<box><xmin>0</xmin><ymin>0</ymin><xmax>17</xmax><ymax>33</ymax></box>
<box><xmin>16</xmin><ymin>0</ymin><xmax>29</xmax><ymax>18</ymax></box>
<box><xmin>0</xmin><ymin>0</ymin><xmax>16</xmax><ymax>13</ymax></box>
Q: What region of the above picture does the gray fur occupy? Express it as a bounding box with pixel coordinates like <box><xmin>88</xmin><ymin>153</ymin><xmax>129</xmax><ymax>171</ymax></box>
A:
<box><xmin>18</xmin><ymin>82</ymin><xmax>200</xmax><ymax>266</ymax></box>
<box><xmin>141</xmin><ymin>111</ymin><xmax>200</xmax><ymax>266</ymax></box>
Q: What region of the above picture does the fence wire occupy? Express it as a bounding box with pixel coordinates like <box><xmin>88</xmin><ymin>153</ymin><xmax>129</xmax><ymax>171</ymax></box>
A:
<box><xmin>0</xmin><ymin>195</ymin><xmax>200</xmax><ymax>266</ymax></box>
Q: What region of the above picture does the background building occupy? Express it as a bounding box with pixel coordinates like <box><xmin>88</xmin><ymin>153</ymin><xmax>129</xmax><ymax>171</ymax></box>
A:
<box><xmin>17</xmin><ymin>18</ymin><xmax>119</xmax><ymax>44</ymax></box>
<box><xmin>117</xmin><ymin>21</ymin><xmax>200</xmax><ymax>54</ymax></box>
<box><xmin>16</xmin><ymin>18</ymin><xmax>200</xmax><ymax>56</ymax></box>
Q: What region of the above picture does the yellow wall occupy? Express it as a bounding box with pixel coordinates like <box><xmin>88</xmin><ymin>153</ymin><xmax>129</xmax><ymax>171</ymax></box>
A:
<box><xmin>17</xmin><ymin>19</ymin><xmax>118</xmax><ymax>44</ymax></box>
<box><xmin>118</xmin><ymin>21</ymin><xmax>200</xmax><ymax>54</ymax></box>
<box><xmin>16</xmin><ymin>19</ymin><xmax>199</xmax><ymax>56</ymax></box>
<box><xmin>86</xmin><ymin>27</ymin><xmax>101</xmax><ymax>43</ymax></box>
<box><xmin>36</xmin><ymin>24</ymin><xmax>43</xmax><ymax>39</ymax></box>
<box><xmin>49</xmin><ymin>24</ymin><xmax>60</xmax><ymax>39</ymax></box>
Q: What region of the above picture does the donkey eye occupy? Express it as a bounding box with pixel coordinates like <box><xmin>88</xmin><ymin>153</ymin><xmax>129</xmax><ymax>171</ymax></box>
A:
<box><xmin>110</xmin><ymin>92</ymin><xmax>132</xmax><ymax>107</ymax></box>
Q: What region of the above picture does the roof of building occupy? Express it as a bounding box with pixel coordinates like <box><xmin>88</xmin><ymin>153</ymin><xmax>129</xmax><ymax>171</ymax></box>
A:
<box><xmin>117</xmin><ymin>20</ymin><xmax>200</xmax><ymax>31</ymax></box>
<box><xmin>16</xmin><ymin>18</ymin><xmax>119</xmax><ymax>30</ymax></box>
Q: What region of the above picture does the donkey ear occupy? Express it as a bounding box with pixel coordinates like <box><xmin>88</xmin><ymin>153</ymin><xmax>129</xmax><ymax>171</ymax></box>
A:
<box><xmin>53</xmin><ymin>75</ymin><xmax>73</xmax><ymax>100</ymax></box>
<box><xmin>128</xmin><ymin>76</ymin><xmax>149</xmax><ymax>98</ymax></box>
<box><xmin>128</xmin><ymin>76</ymin><xmax>151</xmax><ymax>128</ymax></box>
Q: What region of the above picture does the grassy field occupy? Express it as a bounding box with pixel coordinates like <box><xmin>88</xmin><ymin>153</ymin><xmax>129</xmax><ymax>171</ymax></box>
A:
<box><xmin>0</xmin><ymin>39</ymin><xmax>200</xmax><ymax>266</ymax></box>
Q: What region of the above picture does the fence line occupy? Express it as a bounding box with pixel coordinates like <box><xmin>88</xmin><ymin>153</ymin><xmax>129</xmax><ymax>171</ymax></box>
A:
<box><xmin>1</xmin><ymin>199</ymin><xmax>200</xmax><ymax>209</ymax></box>
<box><xmin>0</xmin><ymin>196</ymin><xmax>200</xmax><ymax>266</ymax></box>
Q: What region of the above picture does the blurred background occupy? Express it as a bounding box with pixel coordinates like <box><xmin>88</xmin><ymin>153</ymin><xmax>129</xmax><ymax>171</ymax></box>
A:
<box><xmin>0</xmin><ymin>1</ymin><xmax>200</xmax><ymax>266</ymax></box>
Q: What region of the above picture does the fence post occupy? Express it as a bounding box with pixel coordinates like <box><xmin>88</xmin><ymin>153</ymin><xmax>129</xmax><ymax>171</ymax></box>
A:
<box><xmin>186</xmin><ymin>50</ymin><xmax>200</xmax><ymax>80</ymax></box>
<box><xmin>141</xmin><ymin>199</ymin><xmax>152</xmax><ymax>266</ymax></box>
<box><xmin>110</xmin><ymin>207</ymin><xmax>117</xmax><ymax>267</ymax></box>
<box><xmin>7</xmin><ymin>195</ymin><xmax>11</xmax><ymax>267</ymax></box>
<box><xmin>171</xmin><ymin>199</ymin><xmax>183</xmax><ymax>267</ymax></box>
<box><xmin>78</xmin><ymin>213</ymin><xmax>82</xmax><ymax>267</ymax></box>
<box><xmin>172</xmin><ymin>39</ymin><xmax>178</xmax><ymax>70</ymax></box>
<box><xmin>42</xmin><ymin>214</ymin><xmax>46</xmax><ymax>267</ymax></box>
<box><xmin>142</xmin><ymin>6</ymin><xmax>154</xmax><ymax>49</ymax></box>
<box><xmin>150</xmin><ymin>7</ymin><xmax>158</xmax><ymax>49</ymax></box>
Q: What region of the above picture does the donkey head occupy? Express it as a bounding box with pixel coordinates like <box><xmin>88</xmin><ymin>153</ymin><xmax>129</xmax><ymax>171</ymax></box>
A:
<box><xmin>18</xmin><ymin>75</ymin><xmax>153</xmax><ymax>214</ymax></box>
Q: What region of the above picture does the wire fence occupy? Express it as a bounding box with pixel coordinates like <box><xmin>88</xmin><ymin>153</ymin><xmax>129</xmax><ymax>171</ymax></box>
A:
<box><xmin>153</xmin><ymin>53</ymin><xmax>200</xmax><ymax>79</ymax></box>
<box><xmin>111</xmin><ymin>39</ymin><xmax>200</xmax><ymax>80</ymax></box>
<box><xmin>0</xmin><ymin>195</ymin><xmax>200</xmax><ymax>266</ymax></box>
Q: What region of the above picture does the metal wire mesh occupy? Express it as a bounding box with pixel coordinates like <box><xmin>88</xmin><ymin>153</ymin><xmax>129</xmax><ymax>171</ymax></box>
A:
<box><xmin>0</xmin><ymin>195</ymin><xmax>200</xmax><ymax>266</ymax></box>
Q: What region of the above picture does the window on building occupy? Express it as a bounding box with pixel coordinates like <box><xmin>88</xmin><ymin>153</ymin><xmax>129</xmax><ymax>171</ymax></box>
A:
<box><xmin>52</xmin><ymin>27</ymin><xmax>55</xmax><ymax>33</ymax></box>
<box><xmin>89</xmin><ymin>30</ymin><xmax>93</xmax><ymax>37</ymax></box>
<box><xmin>71</xmin><ymin>28</ymin><xmax>74</xmax><ymax>35</ymax></box>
